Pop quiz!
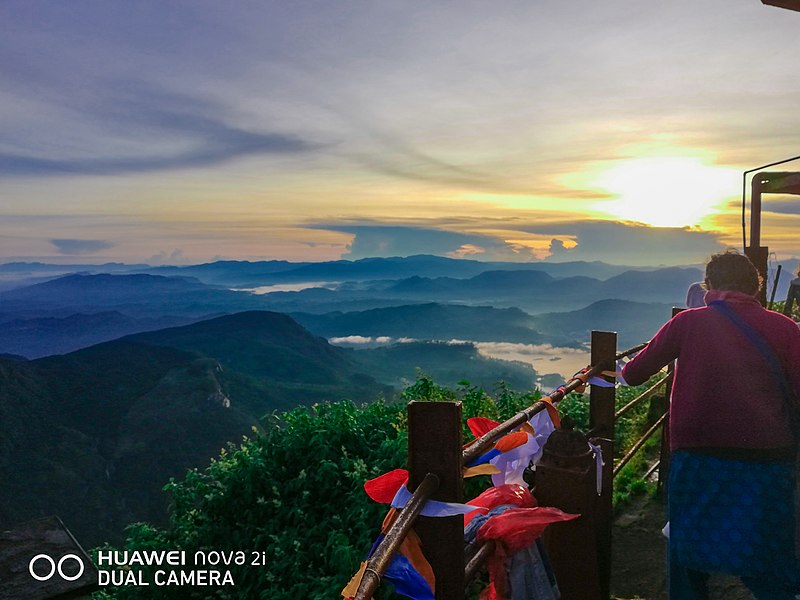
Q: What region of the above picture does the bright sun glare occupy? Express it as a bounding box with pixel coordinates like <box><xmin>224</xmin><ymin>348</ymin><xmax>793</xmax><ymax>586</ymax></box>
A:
<box><xmin>593</xmin><ymin>157</ymin><xmax>737</xmax><ymax>228</ymax></box>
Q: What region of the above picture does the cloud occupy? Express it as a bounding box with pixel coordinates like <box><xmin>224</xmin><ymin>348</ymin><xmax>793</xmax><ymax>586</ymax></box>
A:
<box><xmin>6</xmin><ymin>2</ymin><xmax>800</xmax><ymax>263</ymax></box>
<box><xmin>0</xmin><ymin>81</ymin><xmax>317</xmax><ymax>177</ymax></box>
<box><xmin>50</xmin><ymin>238</ymin><xmax>115</xmax><ymax>255</ymax></box>
<box><xmin>150</xmin><ymin>248</ymin><xmax>185</xmax><ymax>264</ymax></box>
<box><xmin>448</xmin><ymin>244</ymin><xmax>486</xmax><ymax>258</ymax></box>
<box><xmin>315</xmin><ymin>224</ymin><xmax>531</xmax><ymax>261</ymax></box>
<box><xmin>764</xmin><ymin>199</ymin><xmax>800</xmax><ymax>216</ymax></box>
<box><xmin>328</xmin><ymin>335</ymin><xmax>414</xmax><ymax>346</ymax></box>
<box><xmin>0</xmin><ymin>128</ymin><xmax>313</xmax><ymax>177</ymax></box>
<box><xmin>312</xmin><ymin>221</ymin><xmax>725</xmax><ymax>266</ymax></box>
<box><xmin>348</xmin><ymin>146</ymin><xmax>536</xmax><ymax>194</ymax></box>
<box><xmin>548</xmin><ymin>239</ymin><xmax>569</xmax><ymax>256</ymax></box>
<box><xmin>329</xmin><ymin>335</ymin><xmax>375</xmax><ymax>345</ymax></box>
<box><xmin>529</xmin><ymin>221</ymin><xmax>725</xmax><ymax>266</ymax></box>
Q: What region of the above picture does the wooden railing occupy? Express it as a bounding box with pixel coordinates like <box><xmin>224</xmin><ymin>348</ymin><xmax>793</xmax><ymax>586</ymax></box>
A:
<box><xmin>348</xmin><ymin>324</ymin><xmax>674</xmax><ymax>600</ymax></box>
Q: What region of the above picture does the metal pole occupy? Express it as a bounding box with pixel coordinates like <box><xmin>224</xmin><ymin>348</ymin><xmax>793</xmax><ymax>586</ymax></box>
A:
<box><xmin>744</xmin><ymin>176</ymin><xmax>770</xmax><ymax>306</ymax></box>
<box><xmin>770</xmin><ymin>264</ymin><xmax>783</xmax><ymax>308</ymax></box>
<box><xmin>464</xmin><ymin>541</ymin><xmax>494</xmax><ymax>584</ymax></box>
<box><xmin>613</xmin><ymin>412</ymin><xmax>669</xmax><ymax>478</ymax></box>
<box><xmin>614</xmin><ymin>373</ymin><xmax>671</xmax><ymax>421</ymax></box>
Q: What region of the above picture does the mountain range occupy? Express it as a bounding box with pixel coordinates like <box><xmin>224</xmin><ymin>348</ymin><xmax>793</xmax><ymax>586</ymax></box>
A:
<box><xmin>0</xmin><ymin>262</ymin><xmax>702</xmax><ymax>359</ymax></box>
<box><xmin>0</xmin><ymin>255</ymin><xmax>667</xmax><ymax>290</ymax></box>
<box><xmin>0</xmin><ymin>255</ymin><xmax>735</xmax><ymax>547</ymax></box>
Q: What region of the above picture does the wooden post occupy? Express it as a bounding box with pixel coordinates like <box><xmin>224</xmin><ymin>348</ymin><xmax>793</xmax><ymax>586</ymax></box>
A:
<box><xmin>590</xmin><ymin>330</ymin><xmax>616</xmax><ymax>600</ymax></box>
<box><xmin>408</xmin><ymin>401</ymin><xmax>464</xmax><ymax>600</ymax></box>
<box><xmin>536</xmin><ymin>429</ymin><xmax>602</xmax><ymax>600</ymax></box>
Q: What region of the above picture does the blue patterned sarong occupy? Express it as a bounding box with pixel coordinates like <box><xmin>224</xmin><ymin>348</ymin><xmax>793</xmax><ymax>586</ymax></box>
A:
<box><xmin>669</xmin><ymin>450</ymin><xmax>800</xmax><ymax>588</ymax></box>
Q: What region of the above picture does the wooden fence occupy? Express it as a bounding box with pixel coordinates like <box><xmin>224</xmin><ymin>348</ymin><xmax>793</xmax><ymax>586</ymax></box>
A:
<box><xmin>348</xmin><ymin>326</ymin><xmax>676</xmax><ymax>600</ymax></box>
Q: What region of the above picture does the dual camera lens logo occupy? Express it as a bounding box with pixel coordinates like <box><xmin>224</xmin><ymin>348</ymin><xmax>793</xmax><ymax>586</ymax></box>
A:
<box><xmin>28</xmin><ymin>553</ymin><xmax>85</xmax><ymax>582</ymax></box>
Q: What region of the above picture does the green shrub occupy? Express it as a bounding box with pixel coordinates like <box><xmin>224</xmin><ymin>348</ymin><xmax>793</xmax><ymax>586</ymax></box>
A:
<box><xmin>95</xmin><ymin>377</ymin><xmax>544</xmax><ymax>599</ymax></box>
<box><xmin>94</xmin><ymin>375</ymin><xmax>665</xmax><ymax>599</ymax></box>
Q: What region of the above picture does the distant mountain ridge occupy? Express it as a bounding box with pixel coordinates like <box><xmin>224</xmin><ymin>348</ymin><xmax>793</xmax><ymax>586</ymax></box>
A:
<box><xmin>354</xmin><ymin>266</ymin><xmax>702</xmax><ymax>314</ymax></box>
<box><xmin>530</xmin><ymin>299</ymin><xmax>675</xmax><ymax>347</ymax></box>
<box><xmin>0</xmin><ymin>308</ymin><xmax>544</xmax><ymax>545</ymax></box>
<box><xmin>127</xmin><ymin>311</ymin><xmax>356</xmax><ymax>387</ymax></box>
<box><xmin>0</xmin><ymin>311</ymin><xmax>196</xmax><ymax>359</ymax></box>
<box><xmin>4</xmin><ymin>255</ymin><xmax>797</xmax><ymax>300</ymax></box>
<box><xmin>0</xmin><ymin>254</ymin><xmax>717</xmax><ymax>549</ymax></box>
<box><xmin>0</xmin><ymin>264</ymin><xmax>704</xmax><ymax>358</ymax></box>
<box><xmin>292</xmin><ymin>303</ymin><xmax>556</xmax><ymax>345</ymax></box>
<box><xmin>0</xmin><ymin>255</ymin><xmax>662</xmax><ymax>289</ymax></box>
<box><xmin>0</xmin><ymin>272</ymin><xmax>266</xmax><ymax>320</ymax></box>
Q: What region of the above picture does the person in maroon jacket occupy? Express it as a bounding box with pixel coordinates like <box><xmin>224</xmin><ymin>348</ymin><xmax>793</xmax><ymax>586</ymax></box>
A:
<box><xmin>622</xmin><ymin>250</ymin><xmax>800</xmax><ymax>600</ymax></box>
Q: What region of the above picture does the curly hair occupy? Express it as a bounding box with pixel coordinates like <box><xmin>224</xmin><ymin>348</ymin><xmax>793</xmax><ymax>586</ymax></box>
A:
<box><xmin>704</xmin><ymin>249</ymin><xmax>762</xmax><ymax>295</ymax></box>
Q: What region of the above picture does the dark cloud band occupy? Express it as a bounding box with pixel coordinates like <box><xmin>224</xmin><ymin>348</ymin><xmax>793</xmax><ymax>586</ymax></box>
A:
<box><xmin>50</xmin><ymin>239</ymin><xmax>115</xmax><ymax>255</ymax></box>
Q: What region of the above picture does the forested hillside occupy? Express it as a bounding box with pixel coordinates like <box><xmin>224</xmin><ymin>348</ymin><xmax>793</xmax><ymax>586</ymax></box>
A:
<box><xmin>0</xmin><ymin>312</ymin><xmax>390</xmax><ymax>545</ymax></box>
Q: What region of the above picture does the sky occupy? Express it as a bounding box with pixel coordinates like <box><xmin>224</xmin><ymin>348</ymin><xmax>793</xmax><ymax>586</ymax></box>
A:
<box><xmin>2</xmin><ymin>0</ymin><xmax>800</xmax><ymax>267</ymax></box>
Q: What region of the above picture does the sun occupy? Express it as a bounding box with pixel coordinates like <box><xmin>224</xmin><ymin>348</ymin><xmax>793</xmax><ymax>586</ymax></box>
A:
<box><xmin>591</xmin><ymin>157</ymin><xmax>737</xmax><ymax>228</ymax></box>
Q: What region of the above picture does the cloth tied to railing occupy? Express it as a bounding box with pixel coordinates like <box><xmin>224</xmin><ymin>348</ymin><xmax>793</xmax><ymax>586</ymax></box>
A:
<box><xmin>587</xmin><ymin>440</ymin><xmax>604</xmax><ymax>495</ymax></box>
<box><xmin>568</xmin><ymin>367</ymin><xmax>619</xmax><ymax>392</ymax></box>
<box><xmin>463</xmin><ymin>407</ymin><xmax>559</xmax><ymax>487</ymax></box>
<box><xmin>391</xmin><ymin>486</ymin><xmax>481</xmax><ymax>517</ymax></box>
<box><xmin>342</xmin><ymin>507</ymin><xmax>436</xmax><ymax>600</ymax></box>
<box><xmin>612</xmin><ymin>357</ymin><xmax>637</xmax><ymax>385</ymax></box>
<box><xmin>352</xmin><ymin>479</ymin><xmax>540</xmax><ymax>600</ymax></box>
<box><xmin>349</xmin><ymin>361</ymin><xmax>631</xmax><ymax>599</ymax></box>
<box><xmin>466</xmin><ymin>504</ymin><xmax>579</xmax><ymax>600</ymax></box>
<box><xmin>464</xmin><ymin>483</ymin><xmax>536</xmax><ymax>525</ymax></box>
<box><xmin>364</xmin><ymin>469</ymin><xmax>490</xmax><ymax>517</ymax></box>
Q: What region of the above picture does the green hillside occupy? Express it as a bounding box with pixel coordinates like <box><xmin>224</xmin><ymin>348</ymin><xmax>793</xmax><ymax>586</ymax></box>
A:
<box><xmin>0</xmin><ymin>312</ymin><xmax>391</xmax><ymax>545</ymax></box>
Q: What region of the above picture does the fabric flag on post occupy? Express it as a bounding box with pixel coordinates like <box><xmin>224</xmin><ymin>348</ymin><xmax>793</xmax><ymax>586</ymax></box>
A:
<box><xmin>475</xmin><ymin>507</ymin><xmax>580</xmax><ymax>600</ymax></box>
<box><xmin>342</xmin><ymin>506</ymin><xmax>437</xmax><ymax>600</ymax></box>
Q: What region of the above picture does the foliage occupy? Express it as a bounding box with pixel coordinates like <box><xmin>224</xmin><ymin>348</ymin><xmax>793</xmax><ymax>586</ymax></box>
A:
<box><xmin>611</xmin><ymin>376</ymin><xmax>667</xmax><ymax>507</ymax></box>
<box><xmin>94</xmin><ymin>373</ymin><xmax>665</xmax><ymax>599</ymax></box>
<box><xmin>771</xmin><ymin>300</ymin><xmax>800</xmax><ymax>323</ymax></box>
<box><xmin>555</xmin><ymin>390</ymin><xmax>590</xmax><ymax>431</ymax></box>
<box><xmin>96</xmin><ymin>376</ymin><xmax>540</xmax><ymax>600</ymax></box>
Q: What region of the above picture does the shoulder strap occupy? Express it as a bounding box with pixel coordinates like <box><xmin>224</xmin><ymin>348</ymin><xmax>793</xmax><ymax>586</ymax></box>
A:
<box><xmin>708</xmin><ymin>300</ymin><xmax>799</xmax><ymax>422</ymax></box>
